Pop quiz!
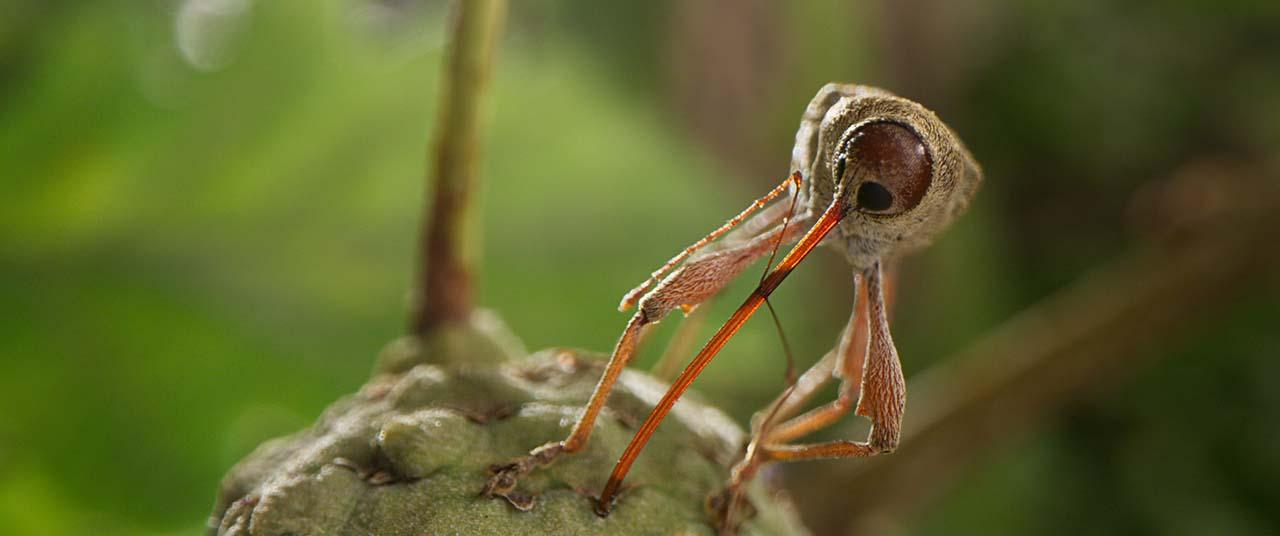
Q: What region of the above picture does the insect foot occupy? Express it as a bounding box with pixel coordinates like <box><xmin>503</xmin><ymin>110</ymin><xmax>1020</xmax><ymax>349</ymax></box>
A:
<box><xmin>480</xmin><ymin>441</ymin><xmax>564</xmax><ymax>506</ymax></box>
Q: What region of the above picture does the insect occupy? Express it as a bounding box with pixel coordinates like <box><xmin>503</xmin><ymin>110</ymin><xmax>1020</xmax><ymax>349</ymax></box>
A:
<box><xmin>483</xmin><ymin>83</ymin><xmax>982</xmax><ymax>525</ymax></box>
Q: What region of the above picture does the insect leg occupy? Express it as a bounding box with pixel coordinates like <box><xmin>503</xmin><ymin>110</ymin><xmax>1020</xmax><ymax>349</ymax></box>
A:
<box><xmin>757</xmin><ymin>261</ymin><xmax>905</xmax><ymax>462</ymax></box>
<box><xmin>710</xmin><ymin>283</ymin><xmax>866</xmax><ymax>533</ymax></box>
<box><xmin>482</xmin><ymin>218</ymin><xmax>807</xmax><ymax>500</ymax></box>
<box><xmin>618</xmin><ymin>172</ymin><xmax>801</xmax><ymax>311</ymax></box>
<box><xmin>598</xmin><ymin>195</ymin><xmax>850</xmax><ymax>515</ymax></box>
<box><xmin>756</xmin><ymin>274</ymin><xmax>869</xmax><ymax>444</ymax></box>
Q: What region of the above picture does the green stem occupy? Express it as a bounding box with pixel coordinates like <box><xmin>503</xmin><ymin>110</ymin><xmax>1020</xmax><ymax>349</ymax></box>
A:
<box><xmin>411</xmin><ymin>0</ymin><xmax>506</xmax><ymax>335</ymax></box>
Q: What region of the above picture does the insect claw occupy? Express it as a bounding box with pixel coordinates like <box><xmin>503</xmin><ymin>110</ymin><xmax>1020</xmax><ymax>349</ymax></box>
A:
<box><xmin>481</xmin><ymin>460</ymin><xmax>527</xmax><ymax>497</ymax></box>
<box><xmin>501</xmin><ymin>491</ymin><xmax>537</xmax><ymax>512</ymax></box>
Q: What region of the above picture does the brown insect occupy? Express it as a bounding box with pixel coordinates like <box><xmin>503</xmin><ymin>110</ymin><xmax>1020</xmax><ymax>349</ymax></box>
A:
<box><xmin>483</xmin><ymin>83</ymin><xmax>982</xmax><ymax>525</ymax></box>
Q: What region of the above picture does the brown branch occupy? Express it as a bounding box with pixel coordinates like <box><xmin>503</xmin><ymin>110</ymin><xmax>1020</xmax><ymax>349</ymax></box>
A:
<box><xmin>410</xmin><ymin>0</ymin><xmax>506</xmax><ymax>335</ymax></box>
<box><xmin>786</xmin><ymin>166</ymin><xmax>1280</xmax><ymax>534</ymax></box>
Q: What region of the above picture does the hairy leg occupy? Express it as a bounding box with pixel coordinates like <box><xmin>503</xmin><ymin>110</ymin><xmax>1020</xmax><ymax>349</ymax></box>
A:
<box><xmin>713</xmin><ymin>264</ymin><xmax>900</xmax><ymax>531</ymax></box>
<box><xmin>482</xmin><ymin>212</ymin><xmax>809</xmax><ymax>501</ymax></box>
<box><xmin>618</xmin><ymin>172</ymin><xmax>800</xmax><ymax>311</ymax></box>
<box><xmin>758</xmin><ymin>261</ymin><xmax>904</xmax><ymax>462</ymax></box>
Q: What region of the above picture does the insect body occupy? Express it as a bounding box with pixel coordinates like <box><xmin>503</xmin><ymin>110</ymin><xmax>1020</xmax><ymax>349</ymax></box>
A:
<box><xmin>483</xmin><ymin>83</ymin><xmax>982</xmax><ymax>524</ymax></box>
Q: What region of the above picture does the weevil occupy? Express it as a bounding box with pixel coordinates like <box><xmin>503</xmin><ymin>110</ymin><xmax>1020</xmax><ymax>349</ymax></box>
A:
<box><xmin>483</xmin><ymin>83</ymin><xmax>982</xmax><ymax>526</ymax></box>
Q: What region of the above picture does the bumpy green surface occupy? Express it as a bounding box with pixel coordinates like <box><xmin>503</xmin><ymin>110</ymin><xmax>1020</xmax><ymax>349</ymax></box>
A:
<box><xmin>208</xmin><ymin>314</ymin><xmax>809</xmax><ymax>535</ymax></box>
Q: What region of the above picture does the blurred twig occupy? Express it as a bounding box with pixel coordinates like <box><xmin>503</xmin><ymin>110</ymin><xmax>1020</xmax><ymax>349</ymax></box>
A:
<box><xmin>411</xmin><ymin>0</ymin><xmax>506</xmax><ymax>335</ymax></box>
<box><xmin>787</xmin><ymin>167</ymin><xmax>1280</xmax><ymax>534</ymax></box>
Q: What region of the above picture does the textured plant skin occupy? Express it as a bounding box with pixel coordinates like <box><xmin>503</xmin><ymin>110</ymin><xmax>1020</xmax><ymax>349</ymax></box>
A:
<box><xmin>208</xmin><ymin>312</ymin><xmax>809</xmax><ymax>535</ymax></box>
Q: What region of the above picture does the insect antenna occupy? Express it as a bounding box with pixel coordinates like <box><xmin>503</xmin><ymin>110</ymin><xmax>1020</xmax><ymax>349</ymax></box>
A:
<box><xmin>723</xmin><ymin>174</ymin><xmax>804</xmax><ymax>533</ymax></box>
<box><xmin>758</xmin><ymin>173</ymin><xmax>803</xmax><ymax>385</ymax></box>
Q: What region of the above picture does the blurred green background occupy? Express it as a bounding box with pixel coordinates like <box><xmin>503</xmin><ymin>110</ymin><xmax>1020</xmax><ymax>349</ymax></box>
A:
<box><xmin>2</xmin><ymin>1</ymin><xmax>1278</xmax><ymax>534</ymax></box>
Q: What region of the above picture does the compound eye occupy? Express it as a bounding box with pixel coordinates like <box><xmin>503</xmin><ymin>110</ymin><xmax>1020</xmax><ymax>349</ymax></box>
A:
<box><xmin>843</xmin><ymin>122</ymin><xmax>932</xmax><ymax>215</ymax></box>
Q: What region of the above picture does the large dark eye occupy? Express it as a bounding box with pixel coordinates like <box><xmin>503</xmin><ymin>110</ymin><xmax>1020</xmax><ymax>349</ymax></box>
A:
<box><xmin>856</xmin><ymin>181</ymin><xmax>894</xmax><ymax>211</ymax></box>
<box><xmin>841</xmin><ymin>121</ymin><xmax>932</xmax><ymax>215</ymax></box>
